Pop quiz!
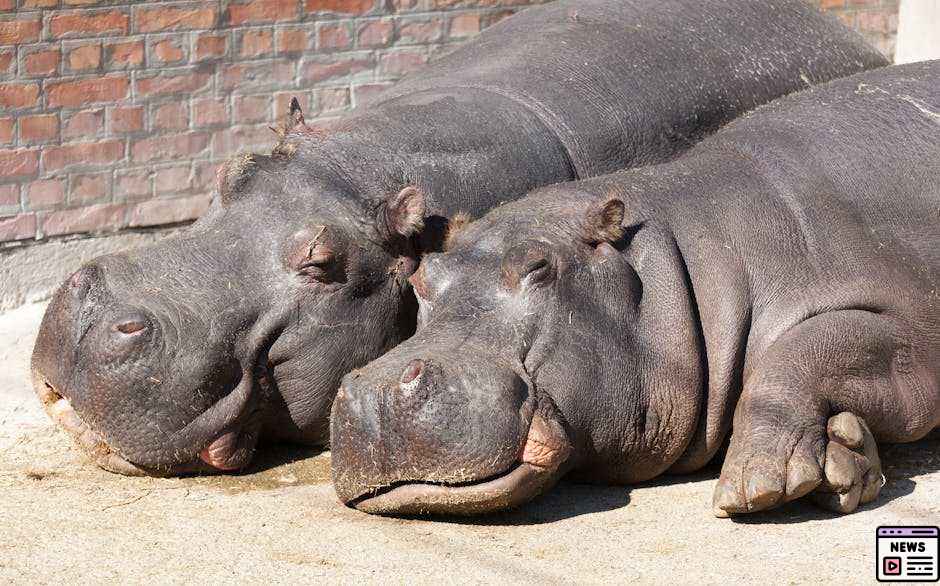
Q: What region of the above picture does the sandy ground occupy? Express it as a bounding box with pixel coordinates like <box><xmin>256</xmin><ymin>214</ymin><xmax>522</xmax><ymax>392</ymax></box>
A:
<box><xmin>1</xmin><ymin>301</ymin><xmax>938</xmax><ymax>585</ymax></box>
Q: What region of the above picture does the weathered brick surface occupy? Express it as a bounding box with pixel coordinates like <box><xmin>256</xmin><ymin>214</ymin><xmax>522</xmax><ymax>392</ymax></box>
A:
<box><xmin>0</xmin><ymin>0</ymin><xmax>897</xmax><ymax>242</ymax></box>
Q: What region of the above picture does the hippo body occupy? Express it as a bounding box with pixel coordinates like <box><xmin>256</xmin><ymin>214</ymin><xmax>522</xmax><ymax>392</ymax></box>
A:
<box><xmin>331</xmin><ymin>61</ymin><xmax>940</xmax><ymax>517</ymax></box>
<box><xmin>32</xmin><ymin>0</ymin><xmax>887</xmax><ymax>475</ymax></box>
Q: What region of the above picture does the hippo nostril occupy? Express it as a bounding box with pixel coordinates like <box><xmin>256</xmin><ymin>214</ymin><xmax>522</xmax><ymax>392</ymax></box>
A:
<box><xmin>401</xmin><ymin>359</ymin><xmax>425</xmax><ymax>384</ymax></box>
<box><xmin>112</xmin><ymin>314</ymin><xmax>150</xmax><ymax>336</ymax></box>
<box><xmin>114</xmin><ymin>320</ymin><xmax>147</xmax><ymax>335</ymax></box>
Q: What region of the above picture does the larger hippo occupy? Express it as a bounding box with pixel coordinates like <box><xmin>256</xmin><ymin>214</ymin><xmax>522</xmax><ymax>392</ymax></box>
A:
<box><xmin>31</xmin><ymin>0</ymin><xmax>887</xmax><ymax>476</ymax></box>
<box><xmin>331</xmin><ymin>61</ymin><xmax>940</xmax><ymax>517</ymax></box>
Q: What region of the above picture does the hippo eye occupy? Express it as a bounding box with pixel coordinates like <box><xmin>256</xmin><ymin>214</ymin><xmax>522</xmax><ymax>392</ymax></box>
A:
<box><xmin>298</xmin><ymin>254</ymin><xmax>340</xmax><ymax>283</ymax></box>
<box><xmin>521</xmin><ymin>257</ymin><xmax>553</xmax><ymax>286</ymax></box>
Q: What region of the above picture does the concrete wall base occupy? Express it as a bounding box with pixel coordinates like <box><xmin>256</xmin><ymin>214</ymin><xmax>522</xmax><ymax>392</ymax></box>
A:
<box><xmin>0</xmin><ymin>229</ymin><xmax>179</xmax><ymax>311</ymax></box>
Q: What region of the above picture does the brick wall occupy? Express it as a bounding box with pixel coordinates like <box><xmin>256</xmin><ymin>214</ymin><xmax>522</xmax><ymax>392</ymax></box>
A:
<box><xmin>0</xmin><ymin>0</ymin><xmax>899</xmax><ymax>246</ymax></box>
<box><xmin>812</xmin><ymin>0</ymin><xmax>899</xmax><ymax>57</ymax></box>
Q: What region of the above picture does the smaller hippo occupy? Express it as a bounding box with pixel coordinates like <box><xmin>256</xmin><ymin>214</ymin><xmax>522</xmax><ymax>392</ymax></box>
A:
<box><xmin>330</xmin><ymin>61</ymin><xmax>940</xmax><ymax>517</ymax></box>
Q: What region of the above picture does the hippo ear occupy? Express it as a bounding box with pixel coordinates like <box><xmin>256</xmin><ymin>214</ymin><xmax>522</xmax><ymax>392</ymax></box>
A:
<box><xmin>381</xmin><ymin>186</ymin><xmax>426</xmax><ymax>239</ymax></box>
<box><xmin>583</xmin><ymin>197</ymin><xmax>626</xmax><ymax>245</ymax></box>
<box><xmin>271</xmin><ymin>97</ymin><xmax>306</xmax><ymax>139</ymax></box>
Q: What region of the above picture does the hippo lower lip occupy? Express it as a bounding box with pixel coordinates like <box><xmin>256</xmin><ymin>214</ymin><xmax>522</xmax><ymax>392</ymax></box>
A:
<box><xmin>199</xmin><ymin>430</ymin><xmax>250</xmax><ymax>471</ymax></box>
<box><xmin>34</xmin><ymin>375</ymin><xmax>150</xmax><ymax>477</ymax></box>
<box><xmin>350</xmin><ymin>462</ymin><xmax>558</xmax><ymax>516</ymax></box>
<box><xmin>33</xmin><ymin>370</ymin><xmax>260</xmax><ymax>476</ymax></box>
<box><xmin>348</xmin><ymin>411</ymin><xmax>570</xmax><ymax>516</ymax></box>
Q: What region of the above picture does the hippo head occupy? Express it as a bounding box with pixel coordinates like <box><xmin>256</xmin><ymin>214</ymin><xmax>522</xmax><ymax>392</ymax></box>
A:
<box><xmin>31</xmin><ymin>102</ymin><xmax>429</xmax><ymax>475</ymax></box>
<box><xmin>330</xmin><ymin>189</ymin><xmax>657</xmax><ymax>515</ymax></box>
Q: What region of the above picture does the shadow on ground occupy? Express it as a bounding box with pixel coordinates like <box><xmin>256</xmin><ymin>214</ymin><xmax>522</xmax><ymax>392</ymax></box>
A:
<box><xmin>387</xmin><ymin>429</ymin><xmax>940</xmax><ymax>527</ymax></box>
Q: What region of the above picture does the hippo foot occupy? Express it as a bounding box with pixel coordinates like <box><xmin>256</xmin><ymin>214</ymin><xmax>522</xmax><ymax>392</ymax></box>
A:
<box><xmin>713</xmin><ymin>412</ymin><xmax>883</xmax><ymax>517</ymax></box>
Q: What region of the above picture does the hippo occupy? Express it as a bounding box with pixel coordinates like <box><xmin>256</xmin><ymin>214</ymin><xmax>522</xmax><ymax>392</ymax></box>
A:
<box><xmin>330</xmin><ymin>61</ymin><xmax>940</xmax><ymax>517</ymax></box>
<box><xmin>31</xmin><ymin>0</ymin><xmax>887</xmax><ymax>476</ymax></box>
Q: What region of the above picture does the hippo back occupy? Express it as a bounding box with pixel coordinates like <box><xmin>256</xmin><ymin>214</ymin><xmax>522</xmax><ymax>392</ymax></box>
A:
<box><xmin>378</xmin><ymin>0</ymin><xmax>888</xmax><ymax>178</ymax></box>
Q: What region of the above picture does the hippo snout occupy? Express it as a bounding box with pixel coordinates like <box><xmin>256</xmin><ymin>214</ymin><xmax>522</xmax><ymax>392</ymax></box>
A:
<box><xmin>330</xmin><ymin>347</ymin><xmax>574</xmax><ymax>515</ymax></box>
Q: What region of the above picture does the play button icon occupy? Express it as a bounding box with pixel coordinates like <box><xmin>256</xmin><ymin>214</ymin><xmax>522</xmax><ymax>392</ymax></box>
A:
<box><xmin>884</xmin><ymin>557</ymin><xmax>902</xmax><ymax>575</ymax></box>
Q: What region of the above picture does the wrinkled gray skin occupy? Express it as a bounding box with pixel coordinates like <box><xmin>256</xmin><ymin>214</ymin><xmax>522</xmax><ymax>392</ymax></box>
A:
<box><xmin>31</xmin><ymin>0</ymin><xmax>886</xmax><ymax>476</ymax></box>
<box><xmin>331</xmin><ymin>61</ymin><xmax>940</xmax><ymax>518</ymax></box>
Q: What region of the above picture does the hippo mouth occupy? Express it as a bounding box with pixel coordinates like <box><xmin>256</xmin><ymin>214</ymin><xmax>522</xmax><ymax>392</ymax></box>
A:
<box><xmin>346</xmin><ymin>410</ymin><xmax>572</xmax><ymax>516</ymax></box>
<box><xmin>31</xmin><ymin>369</ymin><xmax>267</xmax><ymax>477</ymax></box>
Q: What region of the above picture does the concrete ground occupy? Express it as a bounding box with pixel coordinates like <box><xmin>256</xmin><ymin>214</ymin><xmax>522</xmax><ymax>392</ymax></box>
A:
<box><xmin>1</xmin><ymin>301</ymin><xmax>938</xmax><ymax>585</ymax></box>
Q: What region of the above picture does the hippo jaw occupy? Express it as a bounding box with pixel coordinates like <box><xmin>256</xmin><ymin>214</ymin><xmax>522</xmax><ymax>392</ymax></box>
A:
<box><xmin>346</xmin><ymin>405</ymin><xmax>572</xmax><ymax>516</ymax></box>
<box><xmin>31</xmin><ymin>359</ymin><xmax>269</xmax><ymax>476</ymax></box>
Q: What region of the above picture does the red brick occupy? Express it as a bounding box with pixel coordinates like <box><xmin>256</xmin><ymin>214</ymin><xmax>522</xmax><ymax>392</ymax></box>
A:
<box><xmin>67</xmin><ymin>44</ymin><xmax>102</xmax><ymax>71</ymax></box>
<box><xmin>0</xmin><ymin>83</ymin><xmax>38</xmax><ymax>109</ymax></box>
<box><xmin>0</xmin><ymin>213</ymin><xmax>36</xmax><ymax>241</ymax></box>
<box><xmin>318</xmin><ymin>22</ymin><xmax>352</xmax><ymax>50</ymax></box>
<box><xmin>220</xmin><ymin>61</ymin><xmax>294</xmax><ymax>91</ymax></box>
<box><xmin>136</xmin><ymin>4</ymin><xmax>216</xmax><ymax>32</ymax></box>
<box><xmin>110</xmin><ymin>105</ymin><xmax>144</xmax><ymax>133</ymax></box>
<box><xmin>380</xmin><ymin>50</ymin><xmax>427</xmax><ymax>76</ymax></box>
<box><xmin>23</xmin><ymin>50</ymin><xmax>60</xmax><ymax>76</ymax></box>
<box><xmin>819</xmin><ymin>0</ymin><xmax>845</xmax><ymax>7</ymax></box>
<box><xmin>0</xmin><ymin>148</ymin><xmax>39</xmax><ymax>177</ymax></box>
<box><xmin>315</xmin><ymin>86</ymin><xmax>350</xmax><ymax>113</ymax></box>
<box><xmin>0</xmin><ymin>17</ymin><xmax>41</xmax><ymax>44</ymax></box>
<box><xmin>128</xmin><ymin>194</ymin><xmax>209</xmax><ymax>227</ymax></box>
<box><xmin>47</xmin><ymin>76</ymin><xmax>129</xmax><ymax>108</ymax></box>
<box><xmin>114</xmin><ymin>168</ymin><xmax>152</xmax><ymax>200</ymax></box>
<box><xmin>136</xmin><ymin>71</ymin><xmax>211</xmax><ymax>98</ymax></box>
<box><xmin>193</xmin><ymin>98</ymin><xmax>229</xmax><ymax>127</ymax></box>
<box><xmin>154</xmin><ymin>164</ymin><xmax>192</xmax><ymax>194</ymax></box>
<box><xmin>62</xmin><ymin>108</ymin><xmax>104</xmax><ymax>138</ymax></box>
<box><xmin>301</xmin><ymin>55</ymin><xmax>373</xmax><ymax>83</ymax></box>
<box><xmin>195</xmin><ymin>34</ymin><xmax>228</xmax><ymax>61</ymax></box>
<box><xmin>228</xmin><ymin>0</ymin><xmax>299</xmax><ymax>25</ymax></box>
<box><xmin>42</xmin><ymin>203</ymin><xmax>126</xmax><ymax>237</ymax></box>
<box><xmin>305</xmin><ymin>0</ymin><xmax>374</xmax><ymax>15</ymax></box>
<box><xmin>43</xmin><ymin>140</ymin><xmax>124</xmax><ymax>171</ymax></box>
<box><xmin>131</xmin><ymin>132</ymin><xmax>208</xmax><ymax>163</ymax></box>
<box><xmin>0</xmin><ymin>50</ymin><xmax>13</xmax><ymax>74</ymax></box>
<box><xmin>398</xmin><ymin>18</ymin><xmax>443</xmax><ymax>44</ymax></box>
<box><xmin>20</xmin><ymin>114</ymin><xmax>58</xmax><ymax>143</ymax></box>
<box><xmin>21</xmin><ymin>0</ymin><xmax>58</xmax><ymax>7</ymax></box>
<box><xmin>26</xmin><ymin>179</ymin><xmax>66</xmax><ymax>209</ymax></box>
<box><xmin>105</xmin><ymin>40</ymin><xmax>144</xmax><ymax>68</ymax></box>
<box><xmin>50</xmin><ymin>10</ymin><xmax>129</xmax><ymax>39</ymax></box>
<box><xmin>834</xmin><ymin>11</ymin><xmax>856</xmax><ymax>29</ymax></box>
<box><xmin>277</xmin><ymin>28</ymin><xmax>308</xmax><ymax>54</ymax></box>
<box><xmin>0</xmin><ymin>183</ymin><xmax>18</xmax><ymax>206</ymax></box>
<box><xmin>240</xmin><ymin>29</ymin><xmax>274</xmax><ymax>57</ymax></box>
<box><xmin>69</xmin><ymin>172</ymin><xmax>109</xmax><ymax>204</ymax></box>
<box><xmin>65</xmin><ymin>0</ymin><xmax>107</xmax><ymax>5</ymax></box>
<box><xmin>193</xmin><ymin>160</ymin><xmax>219</xmax><ymax>191</ymax></box>
<box><xmin>856</xmin><ymin>10</ymin><xmax>889</xmax><ymax>34</ymax></box>
<box><xmin>357</xmin><ymin>19</ymin><xmax>394</xmax><ymax>47</ymax></box>
<box><xmin>211</xmin><ymin>124</ymin><xmax>274</xmax><ymax>157</ymax></box>
<box><xmin>234</xmin><ymin>94</ymin><xmax>270</xmax><ymax>123</ymax></box>
<box><xmin>153</xmin><ymin>101</ymin><xmax>189</xmax><ymax>130</ymax></box>
<box><xmin>0</xmin><ymin>117</ymin><xmax>12</xmax><ymax>144</ymax></box>
<box><xmin>448</xmin><ymin>12</ymin><xmax>480</xmax><ymax>38</ymax></box>
<box><xmin>152</xmin><ymin>38</ymin><xmax>186</xmax><ymax>63</ymax></box>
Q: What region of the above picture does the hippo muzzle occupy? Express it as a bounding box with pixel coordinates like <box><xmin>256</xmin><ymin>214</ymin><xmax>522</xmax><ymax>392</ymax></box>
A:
<box><xmin>330</xmin><ymin>351</ymin><xmax>572</xmax><ymax>515</ymax></box>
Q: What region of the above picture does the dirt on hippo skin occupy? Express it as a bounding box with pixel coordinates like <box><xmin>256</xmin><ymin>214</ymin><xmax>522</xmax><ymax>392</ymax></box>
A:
<box><xmin>1</xmin><ymin>301</ymin><xmax>939</xmax><ymax>584</ymax></box>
